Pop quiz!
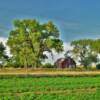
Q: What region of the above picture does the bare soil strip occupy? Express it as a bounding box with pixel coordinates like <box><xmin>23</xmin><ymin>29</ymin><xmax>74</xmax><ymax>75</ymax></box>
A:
<box><xmin>0</xmin><ymin>87</ymin><xmax>97</xmax><ymax>96</ymax></box>
<box><xmin>0</xmin><ymin>71</ymin><xmax>100</xmax><ymax>77</ymax></box>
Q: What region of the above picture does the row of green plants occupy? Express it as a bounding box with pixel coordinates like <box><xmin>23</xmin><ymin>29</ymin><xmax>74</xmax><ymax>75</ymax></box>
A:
<box><xmin>0</xmin><ymin>76</ymin><xmax>100</xmax><ymax>99</ymax></box>
<box><xmin>0</xmin><ymin>76</ymin><xmax>100</xmax><ymax>93</ymax></box>
<box><xmin>0</xmin><ymin>91</ymin><xmax>100</xmax><ymax>100</ymax></box>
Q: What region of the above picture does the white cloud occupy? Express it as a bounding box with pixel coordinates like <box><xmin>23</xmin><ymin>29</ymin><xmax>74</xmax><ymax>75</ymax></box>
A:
<box><xmin>0</xmin><ymin>37</ymin><xmax>7</xmax><ymax>44</ymax></box>
<box><xmin>0</xmin><ymin>37</ymin><xmax>11</xmax><ymax>56</ymax></box>
<box><xmin>44</xmin><ymin>42</ymin><xmax>73</xmax><ymax>64</ymax></box>
<box><xmin>63</xmin><ymin>42</ymin><xmax>73</xmax><ymax>51</ymax></box>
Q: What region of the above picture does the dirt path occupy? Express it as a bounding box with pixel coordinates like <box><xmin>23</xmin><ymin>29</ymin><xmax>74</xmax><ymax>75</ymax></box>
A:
<box><xmin>0</xmin><ymin>71</ymin><xmax>100</xmax><ymax>76</ymax></box>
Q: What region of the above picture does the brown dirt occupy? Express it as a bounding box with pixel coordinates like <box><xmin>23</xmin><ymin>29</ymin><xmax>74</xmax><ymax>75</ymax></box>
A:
<box><xmin>0</xmin><ymin>87</ymin><xmax>97</xmax><ymax>96</ymax></box>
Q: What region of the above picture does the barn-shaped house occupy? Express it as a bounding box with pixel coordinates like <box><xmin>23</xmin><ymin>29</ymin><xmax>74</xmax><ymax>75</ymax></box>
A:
<box><xmin>55</xmin><ymin>57</ymin><xmax>76</xmax><ymax>68</ymax></box>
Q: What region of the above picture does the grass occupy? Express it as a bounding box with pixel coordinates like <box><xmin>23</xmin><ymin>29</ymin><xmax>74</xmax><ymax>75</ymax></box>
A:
<box><xmin>0</xmin><ymin>75</ymin><xmax>100</xmax><ymax>100</ymax></box>
<box><xmin>0</xmin><ymin>68</ymin><xmax>100</xmax><ymax>77</ymax></box>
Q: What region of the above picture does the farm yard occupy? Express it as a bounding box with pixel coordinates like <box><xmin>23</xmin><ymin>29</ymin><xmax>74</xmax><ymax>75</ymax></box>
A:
<box><xmin>0</xmin><ymin>70</ymin><xmax>100</xmax><ymax>100</ymax></box>
<box><xmin>0</xmin><ymin>1</ymin><xmax>100</xmax><ymax>100</ymax></box>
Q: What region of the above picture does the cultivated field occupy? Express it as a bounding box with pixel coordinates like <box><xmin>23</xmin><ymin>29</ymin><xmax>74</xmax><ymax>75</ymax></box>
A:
<box><xmin>0</xmin><ymin>74</ymin><xmax>100</xmax><ymax>100</ymax></box>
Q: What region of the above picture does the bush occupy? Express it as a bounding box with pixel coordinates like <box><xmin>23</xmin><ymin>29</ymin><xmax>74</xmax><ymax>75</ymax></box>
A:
<box><xmin>43</xmin><ymin>63</ymin><xmax>55</xmax><ymax>68</ymax></box>
<box><xmin>96</xmin><ymin>63</ymin><xmax>100</xmax><ymax>69</ymax></box>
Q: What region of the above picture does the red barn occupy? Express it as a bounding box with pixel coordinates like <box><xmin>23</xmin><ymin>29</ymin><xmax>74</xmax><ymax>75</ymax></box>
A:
<box><xmin>55</xmin><ymin>57</ymin><xmax>76</xmax><ymax>68</ymax></box>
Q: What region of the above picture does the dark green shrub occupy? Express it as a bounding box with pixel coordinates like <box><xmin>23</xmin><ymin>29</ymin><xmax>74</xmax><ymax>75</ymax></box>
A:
<box><xmin>43</xmin><ymin>63</ymin><xmax>55</xmax><ymax>68</ymax></box>
<box><xmin>96</xmin><ymin>63</ymin><xmax>100</xmax><ymax>69</ymax></box>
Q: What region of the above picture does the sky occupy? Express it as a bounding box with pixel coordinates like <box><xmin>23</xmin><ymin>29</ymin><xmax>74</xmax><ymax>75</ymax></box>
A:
<box><xmin>0</xmin><ymin>0</ymin><xmax>100</xmax><ymax>42</ymax></box>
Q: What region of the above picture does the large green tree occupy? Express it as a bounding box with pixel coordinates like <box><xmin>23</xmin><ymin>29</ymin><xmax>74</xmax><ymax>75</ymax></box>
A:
<box><xmin>71</xmin><ymin>39</ymin><xmax>99</xmax><ymax>68</ymax></box>
<box><xmin>7</xmin><ymin>19</ymin><xmax>63</xmax><ymax>68</ymax></box>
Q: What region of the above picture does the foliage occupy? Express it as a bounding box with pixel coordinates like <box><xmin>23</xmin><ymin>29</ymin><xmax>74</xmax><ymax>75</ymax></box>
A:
<box><xmin>71</xmin><ymin>40</ymin><xmax>99</xmax><ymax>68</ymax></box>
<box><xmin>96</xmin><ymin>63</ymin><xmax>100</xmax><ymax>69</ymax></box>
<box><xmin>72</xmin><ymin>39</ymin><xmax>100</xmax><ymax>53</ymax></box>
<box><xmin>0</xmin><ymin>42</ymin><xmax>8</xmax><ymax>67</ymax></box>
<box><xmin>43</xmin><ymin>63</ymin><xmax>55</xmax><ymax>68</ymax></box>
<box><xmin>64</xmin><ymin>50</ymin><xmax>72</xmax><ymax>58</ymax></box>
<box><xmin>7</xmin><ymin>19</ymin><xmax>63</xmax><ymax>68</ymax></box>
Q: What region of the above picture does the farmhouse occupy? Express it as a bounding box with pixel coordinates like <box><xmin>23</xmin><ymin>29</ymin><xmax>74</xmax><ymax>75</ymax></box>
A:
<box><xmin>55</xmin><ymin>57</ymin><xmax>76</xmax><ymax>68</ymax></box>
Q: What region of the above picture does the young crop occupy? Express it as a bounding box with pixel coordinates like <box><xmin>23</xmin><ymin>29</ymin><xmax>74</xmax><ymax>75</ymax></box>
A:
<box><xmin>0</xmin><ymin>76</ymin><xmax>100</xmax><ymax>100</ymax></box>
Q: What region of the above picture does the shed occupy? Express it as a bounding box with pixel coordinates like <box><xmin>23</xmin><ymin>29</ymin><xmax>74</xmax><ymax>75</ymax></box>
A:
<box><xmin>55</xmin><ymin>57</ymin><xmax>76</xmax><ymax>68</ymax></box>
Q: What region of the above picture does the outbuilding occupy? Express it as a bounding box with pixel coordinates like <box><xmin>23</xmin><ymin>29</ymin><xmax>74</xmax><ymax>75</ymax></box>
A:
<box><xmin>55</xmin><ymin>57</ymin><xmax>76</xmax><ymax>68</ymax></box>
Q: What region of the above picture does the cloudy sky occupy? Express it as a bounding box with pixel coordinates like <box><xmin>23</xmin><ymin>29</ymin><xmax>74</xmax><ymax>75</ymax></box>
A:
<box><xmin>0</xmin><ymin>0</ymin><xmax>100</xmax><ymax>42</ymax></box>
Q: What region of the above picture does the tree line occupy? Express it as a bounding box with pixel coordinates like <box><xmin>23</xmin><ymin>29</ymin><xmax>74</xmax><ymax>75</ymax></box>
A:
<box><xmin>0</xmin><ymin>19</ymin><xmax>100</xmax><ymax>69</ymax></box>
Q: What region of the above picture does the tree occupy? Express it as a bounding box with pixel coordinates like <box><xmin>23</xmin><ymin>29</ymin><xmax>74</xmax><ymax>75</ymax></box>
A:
<box><xmin>64</xmin><ymin>50</ymin><xmax>72</xmax><ymax>58</ymax></box>
<box><xmin>7</xmin><ymin>19</ymin><xmax>63</xmax><ymax>68</ymax></box>
<box><xmin>71</xmin><ymin>39</ymin><xmax>100</xmax><ymax>53</ymax></box>
<box><xmin>71</xmin><ymin>40</ymin><xmax>98</xmax><ymax>68</ymax></box>
<box><xmin>0</xmin><ymin>42</ymin><xmax>8</xmax><ymax>67</ymax></box>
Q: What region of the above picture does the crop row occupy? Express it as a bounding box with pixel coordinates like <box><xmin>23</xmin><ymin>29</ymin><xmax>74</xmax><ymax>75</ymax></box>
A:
<box><xmin>0</xmin><ymin>76</ymin><xmax>100</xmax><ymax>99</ymax></box>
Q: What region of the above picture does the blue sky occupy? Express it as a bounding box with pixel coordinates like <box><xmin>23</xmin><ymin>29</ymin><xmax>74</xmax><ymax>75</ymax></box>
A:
<box><xmin>0</xmin><ymin>0</ymin><xmax>100</xmax><ymax>42</ymax></box>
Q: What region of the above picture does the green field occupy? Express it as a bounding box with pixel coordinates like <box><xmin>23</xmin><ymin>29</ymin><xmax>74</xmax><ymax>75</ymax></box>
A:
<box><xmin>0</xmin><ymin>76</ymin><xmax>100</xmax><ymax>100</ymax></box>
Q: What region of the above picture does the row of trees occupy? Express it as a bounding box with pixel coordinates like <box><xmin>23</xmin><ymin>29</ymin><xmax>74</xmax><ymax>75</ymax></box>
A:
<box><xmin>0</xmin><ymin>19</ymin><xmax>100</xmax><ymax>68</ymax></box>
